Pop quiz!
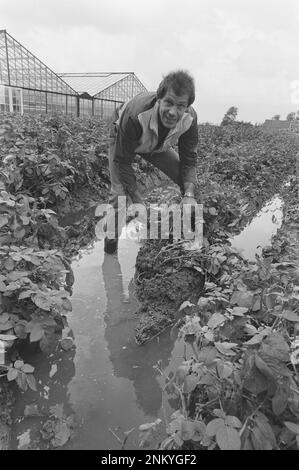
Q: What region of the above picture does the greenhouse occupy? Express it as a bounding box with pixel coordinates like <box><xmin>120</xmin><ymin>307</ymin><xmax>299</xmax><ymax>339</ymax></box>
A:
<box><xmin>0</xmin><ymin>29</ymin><xmax>147</xmax><ymax>117</ymax></box>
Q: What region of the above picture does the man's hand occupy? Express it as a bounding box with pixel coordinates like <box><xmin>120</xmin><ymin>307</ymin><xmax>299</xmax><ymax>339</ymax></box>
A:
<box><xmin>181</xmin><ymin>195</ymin><xmax>197</xmax><ymax>207</ymax></box>
<box><xmin>129</xmin><ymin>189</ymin><xmax>143</xmax><ymax>205</ymax></box>
<box><xmin>182</xmin><ymin>183</ymin><xmax>196</xmax><ymax>207</ymax></box>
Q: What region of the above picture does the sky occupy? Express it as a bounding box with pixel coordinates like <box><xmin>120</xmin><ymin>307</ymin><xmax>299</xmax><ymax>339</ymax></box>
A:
<box><xmin>1</xmin><ymin>0</ymin><xmax>299</xmax><ymax>123</ymax></box>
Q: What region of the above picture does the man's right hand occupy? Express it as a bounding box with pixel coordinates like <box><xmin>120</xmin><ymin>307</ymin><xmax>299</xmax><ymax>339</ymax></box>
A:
<box><xmin>128</xmin><ymin>189</ymin><xmax>143</xmax><ymax>205</ymax></box>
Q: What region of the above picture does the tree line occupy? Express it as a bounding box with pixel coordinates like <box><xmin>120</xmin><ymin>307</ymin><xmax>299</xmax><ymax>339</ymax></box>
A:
<box><xmin>271</xmin><ymin>111</ymin><xmax>299</xmax><ymax>121</ymax></box>
<box><xmin>220</xmin><ymin>107</ymin><xmax>299</xmax><ymax>125</ymax></box>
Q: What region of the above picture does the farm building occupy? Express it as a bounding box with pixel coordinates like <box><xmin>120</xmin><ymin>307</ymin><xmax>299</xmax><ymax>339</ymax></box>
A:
<box><xmin>262</xmin><ymin>119</ymin><xmax>299</xmax><ymax>133</ymax></box>
<box><xmin>0</xmin><ymin>29</ymin><xmax>147</xmax><ymax>117</ymax></box>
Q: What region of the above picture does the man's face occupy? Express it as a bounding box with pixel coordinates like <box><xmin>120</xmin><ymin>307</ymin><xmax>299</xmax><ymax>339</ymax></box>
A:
<box><xmin>158</xmin><ymin>88</ymin><xmax>189</xmax><ymax>129</ymax></box>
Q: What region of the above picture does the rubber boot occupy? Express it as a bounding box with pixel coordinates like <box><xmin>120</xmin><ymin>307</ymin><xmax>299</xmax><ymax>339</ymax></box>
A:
<box><xmin>104</xmin><ymin>237</ymin><xmax>119</xmax><ymax>254</ymax></box>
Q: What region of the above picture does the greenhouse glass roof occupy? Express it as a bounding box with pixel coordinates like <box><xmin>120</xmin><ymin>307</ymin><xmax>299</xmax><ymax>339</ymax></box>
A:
<box><xmin>0</xmin><ymin>30</ymin><xmax>77</xmax><ymax>95</ymax></box>
<box><xmin>59</xmin><ymin>72</ymin><xmax>133</xmax><ymax>97</ymax></box>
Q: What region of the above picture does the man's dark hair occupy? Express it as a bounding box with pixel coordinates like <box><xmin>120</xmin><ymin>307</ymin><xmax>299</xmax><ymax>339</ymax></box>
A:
<box><xmin>156</xmin><ymin>70</ymin><xmax>195</xmax><ymax>106</ymax></box>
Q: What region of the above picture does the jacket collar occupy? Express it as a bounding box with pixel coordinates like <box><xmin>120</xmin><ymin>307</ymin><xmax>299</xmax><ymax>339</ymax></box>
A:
<box><xmin>149</xmin><ymin>101</ymin><xmax>160</xmax><ymax>135</ymax></box>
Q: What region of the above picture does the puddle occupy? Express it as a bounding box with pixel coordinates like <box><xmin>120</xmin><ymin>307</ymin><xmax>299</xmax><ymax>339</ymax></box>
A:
<box><xmin>230</xmin><ymin>196</ymin><xmax>283</xmax><ymax>261</ymax></box>
<box><xmin>10</xmin><ymin>214</ymin><xmax>187</xmax><ymax>450</ymax></box>
<box><xmin>11</xmin><ymin>187</ymin><xmax>284</xmax><ymax>449</ymax></box>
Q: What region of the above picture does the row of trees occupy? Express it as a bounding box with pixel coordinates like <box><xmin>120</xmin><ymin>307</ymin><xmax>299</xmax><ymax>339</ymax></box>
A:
<box><xmin>220</xmin><ymin>107</ymin><xmax>299</xmax><ymax>126</ymax></box>
<box><xmin>272</xmin><ymin>111</ymin><xmax>299</xmax><ymax>121</ymax></box>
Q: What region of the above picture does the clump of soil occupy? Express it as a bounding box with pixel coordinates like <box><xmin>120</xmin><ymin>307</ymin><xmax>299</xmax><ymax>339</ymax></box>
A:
<box><xmin>134</xmin><ymin>239</ymin><xmax>205</xmax><ymax>344</ymax></box>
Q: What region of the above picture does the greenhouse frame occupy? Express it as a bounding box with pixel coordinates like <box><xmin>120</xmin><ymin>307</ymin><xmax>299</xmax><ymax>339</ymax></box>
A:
<box><xmin>0</xmin><ymin>30</ymin><xmax>147</xmax><ymax>118</ymax></box>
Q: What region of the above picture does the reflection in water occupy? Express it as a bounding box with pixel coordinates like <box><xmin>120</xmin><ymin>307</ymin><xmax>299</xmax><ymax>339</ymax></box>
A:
<box><xmin>102</xmin><ymin>253</ymin><xmax>174</xmax><ymax>416</ymax></box>
<box><xmin>10</xmin><ymin>217</ymin><xmax>181</xmax><ymax>449</ymax></box>
<box><xmin>230</xmin><ymin>197</ymin><xmax>283</xmax><ymax>261</ymax></box>
<box><xmin>61</xmin><ymin>228</ymin><xmax>179</xmax><ymax>449</ymax></box>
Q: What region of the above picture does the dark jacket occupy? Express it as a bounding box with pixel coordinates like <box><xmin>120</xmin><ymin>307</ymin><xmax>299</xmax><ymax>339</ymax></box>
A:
<box><xmin>112</xmin><ymin>91</ymin><xmax>198</xmax><ymax>194</ymax></box>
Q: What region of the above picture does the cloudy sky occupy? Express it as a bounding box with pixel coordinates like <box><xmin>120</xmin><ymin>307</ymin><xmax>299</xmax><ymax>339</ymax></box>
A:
<box><xmin>1</xmin><ymin>0</ymin><xmax>299</xmax><ymax>123</ymax></box>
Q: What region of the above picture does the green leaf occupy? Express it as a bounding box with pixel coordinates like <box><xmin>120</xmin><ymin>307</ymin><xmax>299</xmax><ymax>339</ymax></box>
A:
<box><xmin>0</xmin><ymin>334</ymin><xmax>17</xmax><ymax>341</ymax></box>
<box><xmin>207</xmin><ymin>312</ymin><xmax>226</xmax><ymax>329</ymax></box>
<box><xmin>29</xmin><ymin>324</ymin><xmax>44</xmax><ymax>343</ymax></box>
<box><xmin>60</xmin><ymin>337</ymin><xmax>74</xmax><ymax>351</ymax></box>
<box><xmin>272</xmin><ymin>385</ymin><xmax>289</xmax><ymax>415</ymax></box>
<box><xmin>32</xmin><ymin>294</ymin><xmax>51</xmax><ymax>311</ymax></box>
<box><xmin>0</xmin><ymin>321</ymin><xmax>13</xmax><ymax>331</ymax></box>
<box><xmin>3</xmin><ymin>258</ymin><xmax>15</xmax><ymax>271</ymax></box>
<box><xmin>179</xmin><ymin>300</ymin><xmax>194</xmax><ymax>311</ymax></box>
<box><xmin>261</xmin><ymin>332</ymin><xmax>289</xmax><ymax>362</ymax></box>
<box><xmin>39</xmin><ymin>332</ymin><xmax>58</xmax><ymax>353</ymax></box>
<box><xmin>225</xmin><ymin>416</ymin><xmax>242</xmax><ymax>428</ymax></box>
<box><xmin>0</xmin><ymin>281</ymin><xmax>6</xmax><ymax>292</ymax></box>
<box><xmin>252</xmin><ymin>297</ymin><xmax>261</xmax><ymax>312</ymax></box>
<box><xmin>197</xmin><ymin>346</ymin><xmax>218</xmax><ymax>366</ymax></box>
<box><xmin>230</xmin><ymin>306</ymin><xmax>248</xmax><ymax>316</ymax></box>
<box><xmin>281</xmin><ymin>310</ymin><xmax>299</xmax><ymax>322</ymax></box>
<box><xmin>181</xmin><ymin>419</ymin><xmax>195</xmax><ymax>441</ymax></box>
<box><xmin>254</xmin><ymin>355</ymin><xmax>275</xmax><ymax>380</ymax></box>
<box><xmin>254</xmin><ymin>413</ymin><xmax>276</xmax><ymax>446</ymax></box>
<box><xmin>213</xmin><ymin>409</ymin><xmax>226</xmax><ymax>419</ymax></box>
<box><xmin>209</xmin><ymin>207</ymin><xmax>217</xmax><ymax>216</ymax></box>
<box><xmin>243</xmin><ymin>436</ymin><xmax>254</xmax><ymax>450</ymax></box>
<box><xmin>264</xmin><ymin>293</ymin><xmax>277</xmax><ymax>310</ymax></box>
<box><xmin>250</xmin><ymin>426</ymin><xmax>272</xmax><ymax>450</ymax></box>
<box><xmin>216</xmin><ymin>425</ymin><xmax>241</xmax><ymax>450</ymax></box>
<box><xmin>0</xmin><ymin>215</ymin><xmax>9</xmax><ymax>228</ymax></box>
<box><xmin>51</xmin><ymin>422</ymin><xmax>71</xmax><ymax>448</ymax></box>
<box><xmin>175</xmin><ymin>365</ymin><xmax>189</xmax><ymax>385</ymax></box>
<box><xmin>20</xmin><ymin>216</ymin><xmax>30</xmax><ymax>226</ymax></box>
<box><xmin>26</xmin><ymin>374</ymin><xmax>37</xmax><ymax>391</ymax></box>
<box><xmin>216</xmin><ymin>362</ymin><xmax>233</xmax><ymax>379</ymax></box>
<box><xmin>6</xmin><ymin>270</ymin><xmax>30</xmax><ymax>281</ymax></box>
<box><xmin>14</xmin><ymin>227</ymin><xmax>26</xmax><ymax>239</ymax></box>
<box><xmin>245</xmin><ymin>328</ymin><xmax>270</xmax><ymax>345</ymax></box>
<box><xmin>49</xmin><ymin>404</ymin><xmax>64</xmax><ymax>419</ymax></box>
<box><xmin>18</xmin><ymin>290</ymin><xmax>34</xmax><ymax>300</ymax></box>
<box><xmin>62</xmin><ymin>298</ymin><xmax>72</xmax><ymax>312</ymax></box>
<box><xmin>284</xmin><ymin>421</ymin><xmax>299</xmax><ymax>435</ymax></box>
<box><xmin>206</xmin><ymin>418</ymin><xmax>224</xmax><ymax>437</ymax></box>
<box><xmin>173</xmin><ymin>433</ymin><xmax>184</xmax><ymax>447</ymax></box>
<box><xmin>0</xmin><ymin>313</ymin><xmax>10</xmax><ymax>323</ymax></box>
<box><xmin>14</xmin><ymin>360</ymin><xmax>24</xmax><ymax>369</ymax></box>
<box><xmin>22</xmin><ymin>364</ymin><xmax>35</xmax><ymax>374</ymax></box>
<box><xmin>139</xmin><ymin>422</ymin><xmax>155</xmax><ymax>432</ymax></box>
<box><xmin>242</xmin><ymin>353</ymin><xmax>270</xmax><ymax>394</ymax></box>
<box><xmin>7</xmin><ymin>368</ymin><xmax>18</xmax><ymax>381</ymax></box>
<box><xmin>24</xmin><ymin>255</ymin><xmax>41</xmax><ymax>266</ymax></box>
<box><xmin>192</xmin><ymin>420</ymin><xmax>206</xmax><ymax>442</ymax></box>
<box><xmin>16</xmin><ymin>371</ymin><xmax>28</xmax><ymax>391</ymax></box>
<box><xmin>183</xmin><ymin>375</ymin><xmax>199</xmax><ymax>394</ymax></box>
<box><xmin>215</xmin><ymin>341</ymin><xmax>238</xmax><ymax>356</ymax></box>
<box><xmin>14</xmin><ymin>322</ymin><xmax>28</xmax><ymax>339</ymax></box>
<box><xmin>230</xmin><ymin>290</ymin><xmax>253</xmax><ymax>308</ymax></box>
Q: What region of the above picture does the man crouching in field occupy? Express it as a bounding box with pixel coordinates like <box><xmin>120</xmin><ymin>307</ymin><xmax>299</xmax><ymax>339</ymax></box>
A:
<box><xmin>104</xmin><ymin>69</ymin><xmax>199</xmax><ymax>254</ymax></box>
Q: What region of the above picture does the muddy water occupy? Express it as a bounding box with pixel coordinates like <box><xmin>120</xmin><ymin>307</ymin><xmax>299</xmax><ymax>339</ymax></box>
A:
<box><xmin>63</xmin><ymin>231</ymin><xmax>185</xmax><ymax>450</ymax></box>
<box><xmin>10</xmin><ymin>192</ymin><xmax>284</xmax><ymax>450</ymax></box>
<box><xmin>230</xmin><ymin>196</ymin><xmax>283</xmax><ymax>261</ymax></box>
<box><xmin>10</xmin><ymin>220</ymin><xmax>187</xmax><ymax>450</ymax></box>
